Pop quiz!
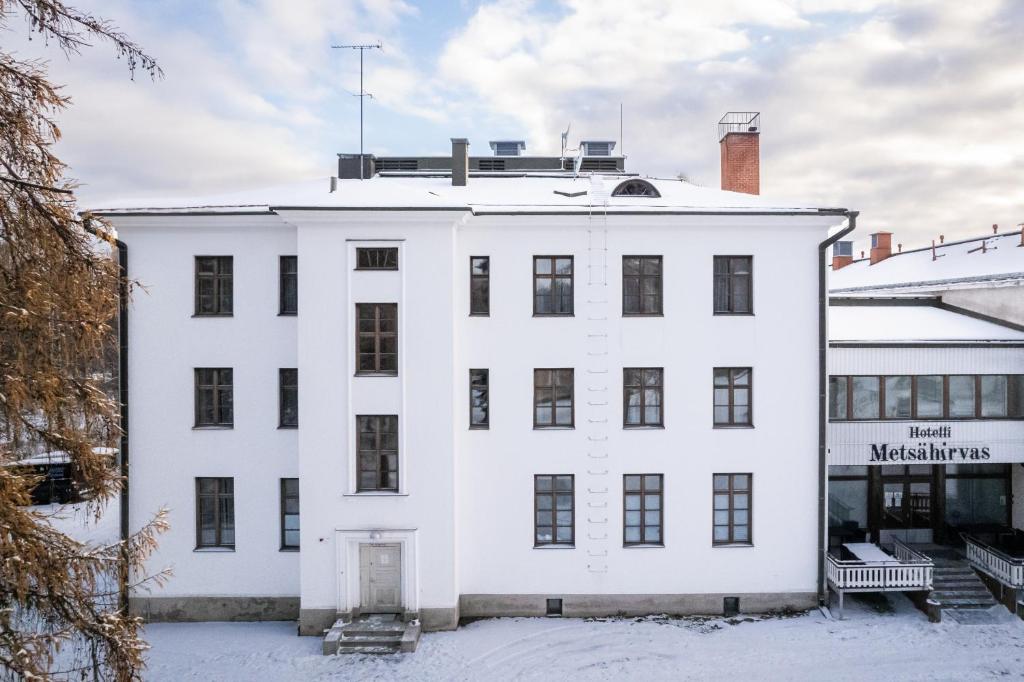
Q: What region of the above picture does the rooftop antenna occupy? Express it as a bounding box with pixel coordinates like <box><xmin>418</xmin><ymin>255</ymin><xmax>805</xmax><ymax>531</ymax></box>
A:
<box><xmin>619</xmin><ymin>102</ymin><xmax>623</xmax><ymax>157</ymax></box>
<box><xmin>560</xmin><ymin>123</ymin><xmax>571</xmax><ymax>161</ymax></box>
<box><xmin>332</xmin><ymin>41</ymin><xmax>381</xmax><ymax>180</ymax></box>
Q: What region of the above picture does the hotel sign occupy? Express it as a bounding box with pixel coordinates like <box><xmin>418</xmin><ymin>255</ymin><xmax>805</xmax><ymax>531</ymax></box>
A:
<box><xmin>869</xmin><ymin>426</ymin><xmax>991</xmax><ymax>463</ymax></box>
<box><xmin>827</xmin><ymin>421</ymin><xmax>1024</xmax><ymax>466</ymax></box>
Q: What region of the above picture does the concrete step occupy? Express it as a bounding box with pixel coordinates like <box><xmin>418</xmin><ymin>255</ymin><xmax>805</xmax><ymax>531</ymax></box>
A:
<box><xmin>340</xmin><ymin>627</ymin><xmax>406</xmax><ymax>637</ymax></box>
<box><xmin>938</xmin><ymin>598</ymin><xmax>998</xmax><ymax>608</ymax></box>
<box><xmin>323</xmin><ymin>617</ymin><xmax>421</xmax><ymax>655</ymax></box>
<box><xmin>933</xmin><ymin>579</ymin><xmax>987</xmax><ymax>588</ymax></box>
<box><xmin>337</xmin><ymin>645</ymin><xmax>403</xmax><ymax>655</ymax></box>
<box><xmin>931</xmin><ymin>591</ymin><xmax>997</xmax><ymax>601</ymax></box>
<box><xmin>338</xmin><ymin>636</ymin><xmax>404</xmax><ymax>649</ymax></box>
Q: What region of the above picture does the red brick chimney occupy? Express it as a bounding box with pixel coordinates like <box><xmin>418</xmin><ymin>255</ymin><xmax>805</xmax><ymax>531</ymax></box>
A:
<box><xmin>832</xmin><ymin>240</ymin><xmax>853</xmax><ymax>270</ymax></box>
<box><xmin>869</xmin><ymin>231</ymin><xmax>893</xmax><ymax>265</ymax></box>
<box><xmin>719</xmin><ymin>112</ymin><xmax>760</xmax><ymax>195</ymax></box>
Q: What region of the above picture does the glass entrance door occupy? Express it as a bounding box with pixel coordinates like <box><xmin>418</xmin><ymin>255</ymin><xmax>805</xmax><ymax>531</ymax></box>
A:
<box><xmin>880</xmin><ymin>465</ymin><xmax>935</xmax><ymax>544</ymax></box>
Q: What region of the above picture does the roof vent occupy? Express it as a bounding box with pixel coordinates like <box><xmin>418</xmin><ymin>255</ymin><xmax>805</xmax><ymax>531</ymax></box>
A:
<box><xmin>582</xmin><ymin>140</ymin><xmax>615</xmax><ymax>157</ymax></box>
<box><xmin>489</xmin><ymin>140</ymin><xmax>525</xmax><ymax>157</ymax></box>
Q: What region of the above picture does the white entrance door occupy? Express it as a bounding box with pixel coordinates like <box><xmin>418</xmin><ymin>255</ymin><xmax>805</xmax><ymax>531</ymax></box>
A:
<box><xmin>359</xmin><ymin>543</ymin><xmax>402</xmax><ymax>613</ymax></box>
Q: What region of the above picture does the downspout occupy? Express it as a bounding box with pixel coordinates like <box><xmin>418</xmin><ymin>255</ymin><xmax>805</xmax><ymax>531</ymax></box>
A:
<box><xmin>817</xmin><ymin>210</ymin><xmax>857</xmax><ymax>605</ymax></box>
<box><xmin>84</xmin><ymin>217</ymin><xmax>130</xmax><ymax>613</ymax></box>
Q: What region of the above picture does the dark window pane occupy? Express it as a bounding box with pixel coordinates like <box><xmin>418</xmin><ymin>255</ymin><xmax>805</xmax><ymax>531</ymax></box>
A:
<box><xmin>356</xmin><ymin>247</ymin><xmax>398</xmax><ymax>270</ymax></box>
<box><xmin>356</xmin><ymin>415</ymin><xmax>399</xmax><ymax>491</ymax></box>
<box><xmin>623</xmin><ymin>474</ymin><xmax>663</xmax><ymax>546</ymax></box>
<box><xmin>280</xmin><ymin>256</ymin><xmax>298</xmax><ymax>314</ymax></box>
<box><xmin>829</xmin><ymin>376</ymin><xmax>848</xmax><ymax>420</ymax></box>
<box><xmin>195</xmin><ymin>256</ymin><xmax>233</xmax><ymax>316</ymax></box>
<box><xmin>535</xmin><ymin>475</ymin><xmax>574</xmax><ymax>546</ymax></box>
<box><xmin>713</xmin><ymin>256</ymin><xmax>752</xmax><ymax>314</ymax></box>
<box><xmin>916</xmin><ymin>375</ymin><xmax>944</xmax><ymax>418</ymax></box>
<box><xmin>884</xmin><ymin>376</ymin><xmax>912</xmax><ymax>418</ymax></box>
<box><xmin>851</xmin><ymin>376</ymin><xmax>880</xmax><ymax>419</ymax></box>
<box><xmin>949</xmin><ymin>376</ymin><xmax>976</xmax><ymax>417</ymax></box>
<box><xmin>981</xmin><ymin>375</ymin><xmax>1008</xmax><ymax>417</ymax></box>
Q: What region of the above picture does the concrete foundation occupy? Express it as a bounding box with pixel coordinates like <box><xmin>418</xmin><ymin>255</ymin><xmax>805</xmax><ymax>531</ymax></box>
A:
<box><xmin>131</xmin><ymin>596</ymin><xmax>299</xmax><ymax>623</ymax></box>
<box><xmin>459</xmin><ymin>592</ymin><xmax>817</xmax><ymax>618</ymax></box>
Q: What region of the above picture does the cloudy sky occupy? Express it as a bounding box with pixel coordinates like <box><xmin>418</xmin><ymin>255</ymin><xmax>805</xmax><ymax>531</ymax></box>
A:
<box><xmin>9</xmin><ymin>0</ymin><xmax>1023</xmax><ymax>251</ymax></box>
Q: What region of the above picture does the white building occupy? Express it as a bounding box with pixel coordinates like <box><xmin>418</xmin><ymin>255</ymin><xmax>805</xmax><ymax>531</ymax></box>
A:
<box><xmin>825</xmin><ymin>232</ymin><xmax>1024</xmax><ymax>615</ymax></box>
<box><xmin>99</xmin><ymin>127</ymin><xmax>856</xmax><ymax>634</ymax></box>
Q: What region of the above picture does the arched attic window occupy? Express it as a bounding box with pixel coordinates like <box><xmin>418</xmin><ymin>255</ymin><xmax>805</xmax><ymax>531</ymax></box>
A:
<box><xmin>611</xmin><ymin>179</ymin><xmax>661</xmax><ymax>198</ymax></box>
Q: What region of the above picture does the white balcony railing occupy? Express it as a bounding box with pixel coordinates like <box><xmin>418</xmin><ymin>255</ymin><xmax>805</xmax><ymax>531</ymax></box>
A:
<box><xmin>962</xmin><ymin>534</ymin><xmax>1024</xmax><ymax>589</ymax></box>
<box><xmin>826</xmin><ymin>540</ymin><xmax>933</xmax><ymax>618</ymax></box>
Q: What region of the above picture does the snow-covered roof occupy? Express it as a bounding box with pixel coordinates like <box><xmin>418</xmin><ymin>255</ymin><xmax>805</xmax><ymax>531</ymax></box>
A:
<box><xmin>89</xmin><ymin>174</ymin><xmax>846</xmax><ymax>216</ymax></box>
<box><xmin>829</xmin><ymin>303</ymin><xmax>1024</xmax><ymax>343</ymax></box>
<box><xmin>6</xmin><ymin>447</ymin><xmax>117</xmax><ymax>468</ymax></box>
<box><xmin>829</xmin><ymin>231</ymin><xmax>1024</xmax><ymax>294</ymax></box>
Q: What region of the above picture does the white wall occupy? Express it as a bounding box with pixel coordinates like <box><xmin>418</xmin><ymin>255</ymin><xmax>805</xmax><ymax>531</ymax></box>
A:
<box><xmin>454</xmin><ymin>214</ymin><xmax>833</xmax><ymax>596</ymax></box>
<box><xmin>119</xmin><ymin>215</ymin><xmax>299</xmax><ymax>599</ymax></box>
<box><xmin>118</xmin><ymin>207</ymin><xmax>844</xmax><ymax>615</ymax></box>
<box><xmin>286</xmin><ymin>210</ymin><xmax>461</xmax><ymax>617</ymax></box>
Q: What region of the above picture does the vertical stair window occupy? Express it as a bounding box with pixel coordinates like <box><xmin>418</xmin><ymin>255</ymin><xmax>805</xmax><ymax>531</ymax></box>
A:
<box><xmin>356</xmin><ymin>415</ymin><xmax>399</xmax><ymax>492</ymax></box>
<box><xmin>356</xmin><ymin>303</ymin><xmax>398</xmax><ymax>375</ymax></box>
<box><xmin>356</xmin><ymin>247</ymin><xmax>398</xmax><ymax>270</ymax></box>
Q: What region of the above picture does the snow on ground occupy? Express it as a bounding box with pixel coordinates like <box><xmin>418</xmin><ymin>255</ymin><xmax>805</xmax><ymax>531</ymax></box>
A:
<box><xmin>35</xmin><ymin>498</ymin><xmax>119</xmax><ymax>547</ymax></box>
<box><xmin>143</xmin><ymin>595</ymin><xmax>1024</xmax><ymax>681</ymax></box>
<box><xmin>41</xmin><ymin>503</ymin><xmax>1024</xmax><ymax>680</ymax></box>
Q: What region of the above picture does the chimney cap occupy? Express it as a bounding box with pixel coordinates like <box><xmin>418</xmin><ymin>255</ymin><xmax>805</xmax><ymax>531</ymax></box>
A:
<box><xmin>718</xmin><ymin>112</ymin><xmax>760</xmax><ymax>141</ymax></box>
<box><xmin>450</xmin><ymin>137</ymin><xmax>469</xmax><ymax>144</ymax></box>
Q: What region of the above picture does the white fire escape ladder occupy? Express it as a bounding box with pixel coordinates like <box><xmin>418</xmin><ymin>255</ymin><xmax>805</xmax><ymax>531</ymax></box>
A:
<box><xmin>584</xmin><ymin>176</ymin><xmax>610</xmax><ymax>574</ymax></box>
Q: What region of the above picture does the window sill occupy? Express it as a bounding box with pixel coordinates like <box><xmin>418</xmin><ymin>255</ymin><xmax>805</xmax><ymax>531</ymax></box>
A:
<box><xmin>534</xmin><ymin>544</ymin><xmax>575</xmax><ymax>549</ymax></box>
<box><xmin>713</xmin><ymin>543</ymin><xmax>754</xmax><ymax>548</ymax></box>
<box><xmin>532</xmin><ymin>314</ymin><xmax>575</xmax><ymax>318</ymax></box>
<box><xmin>354</xmin><ymin>267</ymin><xmax>399</xmax><ymax>272</ymax></box>
<box><xmin>277</xmin><ymin>425</ymin><xmax>298</xmax><ymax>430</ymax></box>
<box><xmin>713</xmin><ymin>424</ymin><xmax>754</xmax><ymax>429</ymax></box>
<box><xmin>712</xmin><ymin>312</ymin><xmax>754</xmax><ymax>316</ymax></box>
<box><xmin>279</xmin><ymin>547</ymin><xmax>300</xmax><ymax>553</ymax></box>
<box><xmin>193</xmin><ymin>425</ymin><xmax>234</xmax><ymax>430</ymax></box>
<box><xmin>191</xmin><ymin>314</ymin><xmax>234</xmax><ymax>318</ymax></box>
<box><xmin>469</xmin><ymin>425</ymin><xmax>490</xmax><ymax>430</ymax></box>
<box><xmin>623</xmin><ymin>543</ymin><xmax>664</xmax><ymax>549</ymax></box>
<box><xmin>194</xmin><ymin>547</ymin><xmax>235</xmax><ymax>553</ymax></box>
<box><xmin>343</xmin><ymin>492</ymin><xmax>409</xmax><ymax>497</ymax></box>
<box><xmin>623</xmin><ymin>425</ymin><xmax>665</xmax><ymax>430</ymax></box>
<box><xmin>277</xmin><ymin>312</ymin><xmax>297</xmax><ymax>317</ymax></box>
<box><xmin>354</xmin><ymin>372</ymin><xmax>399</xmax><ymax>378</ymax></box>
<box><xmin>533</xmin><ymin>426</ymin><xmax>575</xmax><ymax>430</ymax></box>
<box><xmin>622</xmin><ymin>313</ymin><xmax>664</xmax><ymax>318</ymax></box>
<box><xmin>468</xmin><ymin>313</ymin><xmax>490</xmax><ymax>318</ymax></box>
